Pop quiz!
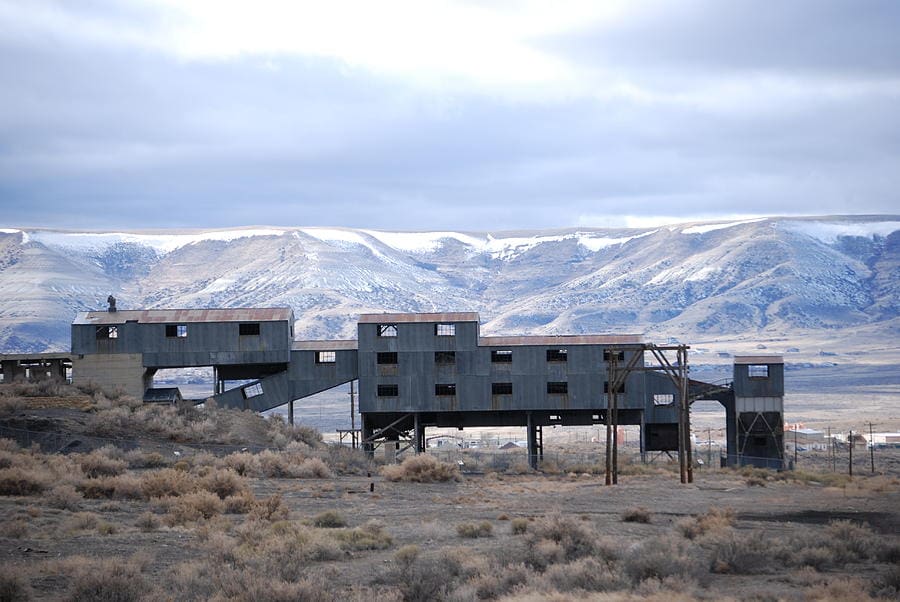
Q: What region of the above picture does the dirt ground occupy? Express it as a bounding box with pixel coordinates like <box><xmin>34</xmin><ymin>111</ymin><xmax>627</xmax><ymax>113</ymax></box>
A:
<box><xmin>2</xmin><ymin>466</ymin><xmax>898</xmax><ymax>601</ymax></box>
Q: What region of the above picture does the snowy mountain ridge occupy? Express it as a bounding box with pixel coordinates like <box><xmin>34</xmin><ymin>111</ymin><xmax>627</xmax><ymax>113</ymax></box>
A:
<box><xmin>0</xmin><ymin>216</ymin><xmax>898</xmax><ymax>362</ymax></box>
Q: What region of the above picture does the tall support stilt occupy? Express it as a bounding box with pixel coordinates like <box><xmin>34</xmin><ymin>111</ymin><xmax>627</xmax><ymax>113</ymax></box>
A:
<box><xmin>610</xmin><ymin>350</ymin><xmax>619</xmax><ymax>485</ymax></box>
<box><xmin>350</xmin><ymin>380</ymin><xmax>357</xmax><ymax>449</ymax></box>
<box><xmin>361</xmin><ymin>414</ymin><xmax>374</xmax><ymax>459</ymax></box>
<box><xmin>413</xmin><ymin>413</ymin><xmax>424</xmax><ymax>453</ymax></box>
<box><xmin>527</xmin><ymin>412</ymin><xmax>538</xmax><ymax>470</ymax></box>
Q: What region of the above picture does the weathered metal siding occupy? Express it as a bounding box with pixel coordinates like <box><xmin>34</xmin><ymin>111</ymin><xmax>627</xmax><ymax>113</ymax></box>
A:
<box><xmin>72</xmin><ymin>320</ymin><xmax>291</xmax><ymax>367</ymax></box>
<box><xmin>358</xmin><ymin>319</ymin><xmax>648</xmax><ymax>414</ymax></box>
<box><xmin>733</xmin><ymin>363</ymin><xmax>784</xmax><ymax>397</ymax></box>
<box><xmin>213</xmin><ymin>371</ymin><xmax>292</xmax><ymax>413</ymax></box>
<box><xmin>288</xmin><ymin>349</ymin><xmax>359</xmax><ymax>399</ymax></box>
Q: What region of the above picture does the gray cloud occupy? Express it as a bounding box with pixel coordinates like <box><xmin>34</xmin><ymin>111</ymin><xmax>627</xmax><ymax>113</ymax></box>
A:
<box><xmin>0</xmin><ymin>1</ymin><xmax>898</xmax><ymax>231</ymax></box>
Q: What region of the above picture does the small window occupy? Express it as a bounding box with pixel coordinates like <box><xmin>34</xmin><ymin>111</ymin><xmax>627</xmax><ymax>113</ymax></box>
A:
<box><xmin>377</xmin><ymin>324</ymin><xmax>398</xmax><ymax>337</ymax></box>
<box><xmin>435</xmin><ymin>383</ymin><xmax>456</xmax><ymax>396</ymax></box>
<box><xmin>435</xmin><ymin>323</ymin><xmax>456</xmax><ymax>336</ymax></box>
<box><xmin>653</xmin><ymin>394</ymin><xmax>674</xmax><ymax>406</ymax></box>
<box><xmin>435</xmin><ymin>351</ymin><xmax>456</xmax><ymax>364</ymax></box>
<box><xmin>491</xmin><ymin>350</ymin><xmax>512</xmax><ymax>363</ymax></box>
<box><xmin>95</xmin><ymin>326</ymin><xmax>114</xmax><ymax>340</ymax></box>
<box><xmin>546</xmin><ymin>349</ymin><xmax>567</xmax><ymax>362</ymax></box>
<box><xmin>603</xmin><ymin>350</ymin><xmax>625</xmax><ymax>362</ymax></box>
<box><xmin>377</xmin><ymin>352</ymin><xmax>398</xmax><ymax>365</ymax></box>
<box><xmin>316</xmin><ymin>351</ymin><xmax>336</xmax><ymax>364</ymax></box>
<box><xmin>377</xmin><ymin>384</ymin><xmax>398</xmax><ymax>397</ymax></box>
<box><xmin>166</xmin><ymin>324</ymin><xmax>187</xmax><ymax>338</ymax></box>
<box><xmin>242</xmin><ymin>383</ymin><xmax>263</xmax><ymax>399</ymax></box>
<box><xmin>748</xmin><ymin>365</ymin><xmax>769</xmax><ymax>378</ymax></box>
<box><xmin>604</xmin><ymin>382</ymin><xmax>626</xmax><ymax>394</ymax></box>
<box><xmin>492</xmin><ymin>382</ymin><xmax>512</xmax><ymax>395</ymax></box>
<box><xmin>547</xmin><ymin>381</ymin><xmax>568</xmax><ymax>394</ymax></box>
<box><xmin>239</xmin><ymin>323</ymin><xmax>260</xmax><ymax>336</ymax></box>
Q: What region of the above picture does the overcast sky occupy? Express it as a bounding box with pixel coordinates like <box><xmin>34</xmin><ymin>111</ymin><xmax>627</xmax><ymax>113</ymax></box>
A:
<box><xmin>1</xmin><ymin>0</ymin><xmax>898</xmax><ymax>231</ymax></box>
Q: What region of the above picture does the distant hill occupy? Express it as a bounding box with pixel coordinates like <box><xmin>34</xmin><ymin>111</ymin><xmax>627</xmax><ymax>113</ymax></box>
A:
<box><xmin>1</xmin><ymin>217</ymin><xmax>898</xmax><ymax>365</ymax></box>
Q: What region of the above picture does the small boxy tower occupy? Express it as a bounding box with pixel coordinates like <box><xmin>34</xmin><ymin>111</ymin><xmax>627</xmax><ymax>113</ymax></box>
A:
<box><xmin>732</xmin><ymin>355</ymin><xmax>785</xmax><ymax>469</ymax></box>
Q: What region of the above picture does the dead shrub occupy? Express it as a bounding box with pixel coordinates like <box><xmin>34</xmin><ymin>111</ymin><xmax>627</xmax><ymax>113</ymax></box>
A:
<box><xmin>311</xmin><ymin>510</ymin><xmax>347</xmax><ymax>528</ymax></box>
<box><xmin>223</xmin><ymin>490</ymin><xmax>256</xmax><ymax>514</ymax></box>
<box><xmin>65</xmin><ymin>557</ymin><xmax>150</xmax><ymax>602</ymax></box>
<box><xmin>47</xmin><ymin>484</ymin><xmax>83</xmax><ymax>510</ymax></box>
<box><xmin>135</xmin><ymin>512</ymin><xmax>159</xmax><ymax>532</ymax></box>
<box><xmin>222</xmin><ymin>451</ymin><xmax>259</xmax><ymax>476</ymax></box>
<box><xmin>390</xmin><ymin>547</ymin><xmax>481</xmax><ymax>602</ymax></box>
<box><xmin>541</xmin><ymin>556</ymin><xmax>627</xmax><ymax>593</ymax></box>
<box><xmin>622</xmin><ymin>507</ymin><xmax>652</xmax><ymax>523</ymax></box>
<box><xmin>141</xmin><ymin>468</ymin><xmax>195</xmax><ymax>498</ymax></box>
<box><xmin>123</xmin><ymin>450</ymin><xmax>167</xmax><ymax>468</ymax></box>
<box><xmin>333</xmin><ymin>520</ymin><xmax>393</xmax><ymax>550</ymax></box>
<box><xmin>0</xmin><ymin>519</ymin><xmax>27</xmax><ymax>539</ymax></box>
<box><xmin>623</xmin><ymin>534</ymin><xmax>705</xmax><ymax>585</ymax></box>
<box><xmin>0</xmin><ymin>467</ymin><xmax>47</xmax><ymax>496</ymax></box>
<box><xmin>198</xmin><ymin>468</ymin><xmax>248</xmax><ymax>500</ymax></box>
<box><xmin>250</xmin><ymin>493</ymin><xmax>289</xmax><ymax>522</ymax></box>
<box><xmin>294</xmin><ymin>457</ymin><xmax>333</xmax><ymax>478</ymax></box>
<box><xmin>381</xmin><ymin>454</ymin><xmax>461</xmax><ymax>483</ymax></box>
<box><xmin>473</xmin><ymin>562</ymin><xmax>531</xmax><ymax>599</ymax></box>
<box><xmin>64</xmin><ymin>512</ymin><xmax>99</xmax><ymax>533</ymax></box>
<box><xmin>457</xmin><ymin>521</ymin><xmax>493</xmax><ymax>538</ymax></box>
<box><xmin>526</xmin><ymin>515</ymin><xmax>600</xmax><ymax>563</ymax></box>
<box><xmin>676</xmin><ymin>507</ymin><xmax>735</xmax><ymax>540</ymax></box>
<box><xmin>825</xmin><ymin>520</ymin><xmax>879</xmax><ymax>562</ymax></box>
<box><xmin>78</xmin><ymin>475</ymin><xmax>144</xmax><ymax>500</ymax></box>
<box><xmin>97</xmin><ymin>521</ymin><xmax>117</xmax><ymax>536</ymax></box>
<box><xmin>0</xmin><ymin>438</ymin><xmax>20</xmax><ymax>452</ymax></box>
<box><xmin>164</xmin><ymin>491</ymin><xmax>224</xmax><ymax>525</ymax></box>
<box><xmin>0</xmin><ymin>564</ymin><xmax>29</xmax><ymax>601</ymax></box>
<box><xmin>77</xmin><ymin>448</ymin><xmax>127</xmax><ymax>479</ymax></box>
<box><xmin>255</xmin><ymin>450</ymin><xmax>293</xmax><ymax>478</ymax></box>
<box><xmin>511</xmin><ymin>518</ymin><xmax>529</xmax><ymax>535</ymax></box>
<box><xmin>705</xmin><ymin>531</ymin><xmax>773</xmax><ymax>574</ymax></box>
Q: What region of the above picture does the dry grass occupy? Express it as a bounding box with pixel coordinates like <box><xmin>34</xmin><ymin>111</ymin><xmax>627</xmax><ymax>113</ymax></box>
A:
<box><xmin>381</xmin><ymin>454</ymin><xmax>461</xmax><ymax>483</ymax></box>
<box><xmin>0</xmin><ymin>466</ymin><xmax>48</xmax><ymax>495</ymax></box>
<box><xmin>311</xmin><ymin>510</ymin><xmax>347</xmax><ymax>528</ymax></box>
<box><xmin>456</xmin><ymin>520</ymin><xmax>494</xmax><ymax>538</ymax></box>
<box><xmin>622</xmin><ymin>506</ymin><xmax>652</xmax><ymax>523</ymax></box>
<box><xmin>676</xmin><ymin>507</ymin><xmax>736</xmax><ymax>540</ymax></box>
<box><xmin>64</xmin><ymin>556</ymin><xmax>151</xmax><ymax>602</ymax></box>
<box><xmin>0</xmin><ymin>564</ymin><xmax>30</xmax><ymax>601</ymax></box>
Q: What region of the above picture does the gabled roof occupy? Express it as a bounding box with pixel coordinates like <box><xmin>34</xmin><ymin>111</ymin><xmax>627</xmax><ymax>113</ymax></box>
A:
<box><xmin>480</xmin><ymin>334</ymin><xmax>643</xmax><ymax>347</ymax></box>
<box><xmin>73</xmin><ymin>307</ymin><xmax>294</xmax><ymax>325</ymax></box>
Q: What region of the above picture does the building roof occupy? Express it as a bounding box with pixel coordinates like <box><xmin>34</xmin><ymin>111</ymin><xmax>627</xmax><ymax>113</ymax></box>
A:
<box><xmin>143</xmin><ymin>387</ymin><xmax>183</xmax><ymax>402</ymax></box>
<box><xmin>73</xmin><ymin>308</ymin><xmax>294</xmax><ymax>325</ymax></box>
<box><xmin>734</xmin><ymin>355</ymin><xmax>784</xmax><ymax>365</ymax></box>
<box><xmin>292</xmin><ymin>340</ymin><xmax>359</xmax><ymax>351</ymax></box>
<box><xmin>480</xmin><ymin>334</ymin><xmax>644</xmax><ymax>347</ymax></box>
<box><xmin>358</xmin><ymin>312</ymin><xmax>480</xmax><ymax>324</ymax></box>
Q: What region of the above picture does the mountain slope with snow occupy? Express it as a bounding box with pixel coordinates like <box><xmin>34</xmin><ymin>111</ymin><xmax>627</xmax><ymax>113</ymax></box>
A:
<box><xmin>0</xmin><ymin>217</ymin><xmax>898</xmax><ymax>361</ymax></box>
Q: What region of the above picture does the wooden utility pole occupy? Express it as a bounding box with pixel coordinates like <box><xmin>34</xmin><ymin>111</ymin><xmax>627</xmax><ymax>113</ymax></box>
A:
<box><xmin>848</xmin><ymin>430</ymin><xmax>853</xmax><ymax>477</ymax></box>
<box><xmin>349</xmin><ymin>380</ymin><xmax>357</xmax><ymax>449</ymax></box>
<box><xmin>869</xmin><ymin>422</ymin><xmax>875</xmax><ymax>474</ymax></box>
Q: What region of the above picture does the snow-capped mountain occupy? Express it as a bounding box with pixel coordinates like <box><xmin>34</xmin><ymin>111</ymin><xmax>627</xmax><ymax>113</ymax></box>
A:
<box><xmin>0</xmin><ymin>216</ymin><xmax>898</xmax><ymax>361</ymax></box>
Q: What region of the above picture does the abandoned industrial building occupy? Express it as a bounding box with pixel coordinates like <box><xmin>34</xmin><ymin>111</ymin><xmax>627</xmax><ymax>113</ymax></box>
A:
<box><xmin>0</xmin><ymin>304</ymin><xmax>786</xmax><ymax>477</ymax></box>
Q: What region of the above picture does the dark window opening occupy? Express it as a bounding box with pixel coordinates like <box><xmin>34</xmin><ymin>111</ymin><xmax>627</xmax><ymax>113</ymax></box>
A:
<box><xmin>604</xmin><ymin>382</ymin><xmax>626</xmax><ymax>394</ymax></box>
<box><xmin>435</xmin><ymin>383</ymin><xmax>456</xmax><ymax>396</ymax></box>
<box><xmin>491</xmin><ymin>350</ymin><xmax>512</xmax><ymax>363</ymax></box>
<box><xmin>546</xmin><ymin>349</ymin><xmax>568</xmax><ymax>362</ymax></box>
<box><xmin>547</xmin><ymin>381</ymin><xmax>568</xmax><ymax>394</ymax></box>
<box><xmin>239</xmin><ymin>323</ymin><xmax>260</xmax><ymax>336</ymax></box>
<box><xmin>435</xmin><ymin>323</ymin><xmax>455</xmax><ymax>336</ymax></box>
<box><xmin>315</xmin><ymin>351</ymin><xmax>336</xmax><ymax>364</ymax></box>
<box><xmin>377</xmin><ymin>324</ymin><xmax>398</xmax><ymax>337</ymax></box>
<box><xmin>748</xmin><ymin>365</ymin><xmax>769</xmax><ymax>378</ymax></box>
<box><xmin>377</xmin><ymin>384</ymin><xmax>398</xmax><ymax>397</ymax></box>
<box><xmin>435</xmin><ymin>351</ymin><xmax>456</xmax><ymax>364</ymax></box>
<box><xmin>377</xmin><ymin>352</ymin><xmax>398</xmax><ymax>365</ymax></box>
<box><xmin>166</xmin><ymin>324</ymin><xmax>187</xmax><ymax>338</ymax></box>
<box><xmin>603</xmin><ymin>350</ymin><xmax>625</xmax><ymax>362</ymax></box>
<box><xmin>96</xmin><ymin>326</ymin><xmax>118</xmax><ymax>339</ymax></box>
<box><xmin>751</xmin><ymin>436</ymin><xmax>768</xmax><ymax>447</ymax></box>
<box><xmin>492</xmin><ymin>382</ymin><xmax>512</xmax><ymax>395</ymax></box>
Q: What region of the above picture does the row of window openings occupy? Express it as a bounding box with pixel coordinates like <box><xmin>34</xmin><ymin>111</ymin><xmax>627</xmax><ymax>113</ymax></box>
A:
<box><xmin>95</xmin><ymin>322</ymin><xmax>262</xmax><ymax>340</ymax></box>
<box><xmin>376</xmin><ymin>381</ymin><xmax>627</xmax><ymax>397</ymax></box>
<box><xmin>377</xmin><ymin>323</ymin><xmax>456</xmax><ymax>337</ymax></box>
<box><xmin>375</xmin><ymin>349</ymin><xmax>628</xmax><ymax>365</ymax></box>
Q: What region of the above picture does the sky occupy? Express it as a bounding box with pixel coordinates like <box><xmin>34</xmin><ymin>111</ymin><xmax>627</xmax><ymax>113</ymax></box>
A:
<box><xmin>0</xmin><ymin>0</ymin><xmax>898</xmax><ymax>232</ymax></box>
